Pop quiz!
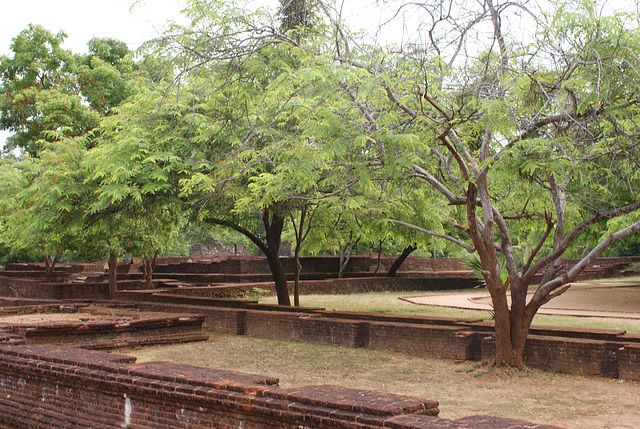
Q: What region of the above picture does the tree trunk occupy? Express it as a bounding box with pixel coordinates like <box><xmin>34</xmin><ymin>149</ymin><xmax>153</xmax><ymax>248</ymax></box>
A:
<box><xmin>291</xmin><ymin>211</ymin><xmax>304</xmax><ymax>307</ymax></box>
<box><xmin>293</xmin><ymin>249</ymin><xmax>301</xmax><ymax>307</ymax></box>
<box><xmin>43</xmin><ymin>253</ymin><xmax>59</xmax><ymax>282</ymax></box>
<box><xmin>263</xmin><ymin>210</ymin><xmax>291</xmax><ymax>306</ymax></box>
<box><xmin>374</xmin><ymin>241</ymin><xmax>383</xmax><ymax>275</ymax></box>
<box><xmin>338</xmin><ymin>236</ymin><xmax>359</xmax><ymax>279</ymax></box>
<box><xmin>108</xmin><ymin>252</ymin><xmax>118</xmax><ymax>300</ymax></box>
<box><xmin>490</xmin><ymin>288</ymin><xmax>523</xmax><ymax>369</ymax></box>
<box><xmin>489</xmin><ymin>276</ymin><xmax>534</xmax><ymax>369</ymax></box>
<box><xmin>211</xmin><ymin>211</ymin><xmax>292</xmax><ymax>306</ymax></box>
<box><xmin>386</xmin><ymin>244</ymin><xmax>417</xmax><ymax>277</ymax></box>
<box><xmin>143</xmin><ymin>250</ymin><xmax>159</xmax><ymax>289</ymax></box>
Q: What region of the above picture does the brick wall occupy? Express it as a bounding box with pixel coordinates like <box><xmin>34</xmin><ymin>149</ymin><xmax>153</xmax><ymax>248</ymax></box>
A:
<box><xmin>0</xmin><ymin>276</ymin><xmax>109</xmax><ymax>300</ymax></box>
<box><xmin>0</xmin><ymin>344</ymin><xmax>559</xmax><ymax>429</ymax></box>
<box><xmin>619</xmin><ymin>343</ymin><xmax>640</xmax><ymax>381</ymax></box>
<box><xmin>153</xmin><ymin>275</ymin><xmax>478</xmax><ymax>300</ymax></box>
<box><xmin>135</xmin><ymin>300</ymin><xmax>481</xmax><ymax>363</ymax></box>
<box><xmin>0</xmin><ymin>344</ymin><xmax>449</xmax><ymax>429</ymax></box>
<box><xmin>481</xmin><ymin>335</ymin><xmax>630</xmax><ymax>379</ymax></box>
<box><xmin>367</xmin><ymin>322</ymin><xmax>479</xmax><ymax>360</ymax></box>
<box><xmin>0</xmin><ymin>305</ymin><xmax>209</xmax><ymax>350</ymax></box>
<box><xmin>524</xmin><ymin>336</ymin><xmax>620</xmax><ymax>378</ymax></box>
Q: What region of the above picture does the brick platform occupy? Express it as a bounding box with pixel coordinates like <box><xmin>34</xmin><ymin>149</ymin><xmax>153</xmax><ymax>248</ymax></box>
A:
<box><xmin>0</xmin><ymin>304</ymin><xmax>209</xmax><ymax>349</ymax></box>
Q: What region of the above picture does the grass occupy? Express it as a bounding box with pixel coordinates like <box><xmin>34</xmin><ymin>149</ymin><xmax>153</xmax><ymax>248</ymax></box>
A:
<box><xmin>132</xmin><ymin>333</ymin><xmax>640</xmax><ymax>428</ymax></box>
<box><xmin>261</xmin><ymin>290</ymin><xmax>490</xmax><ymax>318</ymax></box>
<box><xmin>259</xmin><ymin>289</ymin><xmax>640</xmax><ymax>333</ymax></box>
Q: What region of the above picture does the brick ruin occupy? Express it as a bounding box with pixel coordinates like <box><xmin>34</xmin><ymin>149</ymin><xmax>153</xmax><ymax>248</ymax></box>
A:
<box><xmin>0</xmin><ymin>303</ymin><xmax>208</xmax><ymax>349</ymax></box>
<box><xmin>0</xmin><ymin>344</ymin><xmax>561</xmax><ymax>428</ymax></box>
<box><xmin>0</xmin><ymin>254</ymin><xmax>637</xmax><ymax>427</ymax></box>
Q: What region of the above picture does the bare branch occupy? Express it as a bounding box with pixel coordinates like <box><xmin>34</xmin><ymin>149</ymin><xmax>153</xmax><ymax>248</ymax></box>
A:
<box><xmin>529</xmin><ymin>219</ymin><xmax>640</xmax><ymax>310</ymax></box>
<box><xmin>391</xmin><ymin>219</ymin><xmax>475</xmax><ymax>252</ymax></box>
<box><xmin>409</xmin><ymin>163</ymin><xmax>466</xmax><ymax>205</ymax></box>
<box><xmin>522</xmin><ymin>211</ymin><xmax>555</xmax><ymax>273</ymax></box>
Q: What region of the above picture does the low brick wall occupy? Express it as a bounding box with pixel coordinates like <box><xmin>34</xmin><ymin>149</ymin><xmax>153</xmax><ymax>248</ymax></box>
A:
<box><xmin>524</xmin><ymin>335</ymin><xmax>620</xmax><ymax>378</ymax></box>
<box><xmin>0</xmin><ymin>344</ymin><xmax>444</xmax><ymax>428</ymax></box>
<box><xmin>0</xmin><ymin>276</ymin><xmax>109</xmax><ymax>300</ymax></box>
<box><xmin>368</xmin><ymin>323</ymin><xmax>480</xmax><ymax>360</ymax></box>
<box><xmin>136</xmin><ymin>300</ymin><xmax>482</xmax><ymax>363</ymax></box>
<box><xmin>0</xmin><ymin>344</ymin><xmax>560</xmax><ymax>429</ymax></box>
<box><xmin>619</xmin><ymin>343</ymin><xmax>640</xmax><ymax>381</ymax></box>
<box><xmin>297</xmin><ymin>276</ymin><xmax>479</xmax><ymax>294</ymax></box>
<box><xmin>480</xmin><ymin>334</ymin><xmax>640</xmax><ymax>379</ymax></box>
<box><xmin>156</xmin><ymin>275</ymin><xmax>478</xmax><ymax>299</ymax></box>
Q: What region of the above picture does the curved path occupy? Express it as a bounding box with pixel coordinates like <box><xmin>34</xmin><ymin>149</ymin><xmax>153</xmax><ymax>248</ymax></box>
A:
<box><xmin>401</xmin><ymin>278</ymin><xmax>640</xmax><ymax>319</ymax></box>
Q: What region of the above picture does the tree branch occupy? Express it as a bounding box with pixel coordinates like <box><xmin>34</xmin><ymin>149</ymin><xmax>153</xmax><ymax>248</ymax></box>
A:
<box><xmin>409</xmin><ymin>163</ymin><xmax>466</xmax><ymax>205</ymax></box>
<box><xmin>523</xmin><ymin>199</ymin><xmax>640</xmax><ymax>287</ymax></box>
<box><xmin>529</xmin><ymin>219</ymin><xmax>640</xmax><ymax>310</ymax></box>
<box><xmin>391</xmin><ymin>219</ymin><xmax>475</xmax><ymax>252</ymax></box>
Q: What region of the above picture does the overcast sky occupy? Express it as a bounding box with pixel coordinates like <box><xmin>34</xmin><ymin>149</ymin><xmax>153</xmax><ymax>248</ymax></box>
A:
<box><xmin>1</xmin><ymin>0</ymin><xmax>191</xmax><ymax>56</ymax></box>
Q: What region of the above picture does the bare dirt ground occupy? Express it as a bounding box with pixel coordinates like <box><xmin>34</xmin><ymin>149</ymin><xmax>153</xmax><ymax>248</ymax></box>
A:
<box><xmin>403</xmin><ymin>277</ymin><xmax>640</xmax><ymax>319</ymax></box>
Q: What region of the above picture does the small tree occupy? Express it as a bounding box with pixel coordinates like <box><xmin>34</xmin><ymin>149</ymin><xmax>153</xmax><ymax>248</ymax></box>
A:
<box><xmin>5</xmin><ymin>136</ymin><xmax>87</xmax><ymax>280</ymax></box>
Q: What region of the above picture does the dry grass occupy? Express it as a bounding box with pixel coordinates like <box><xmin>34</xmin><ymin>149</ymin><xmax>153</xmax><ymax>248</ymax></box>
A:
<box><xmin>132</xmin><ymin>333</ymin><xmax>640</xmax><ymax>428</ymax></box>
<box><xmin>131</xmin><ymin>283</ymin><xmax>640</xmax><ymax>428</ymax></box>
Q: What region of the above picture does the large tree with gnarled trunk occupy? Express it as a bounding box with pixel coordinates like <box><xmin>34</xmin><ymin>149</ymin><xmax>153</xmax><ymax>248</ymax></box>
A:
<box><xmin>325</xmin><ymin>0</ymin><xmax>640</xmax><ymax>368</ymax></box>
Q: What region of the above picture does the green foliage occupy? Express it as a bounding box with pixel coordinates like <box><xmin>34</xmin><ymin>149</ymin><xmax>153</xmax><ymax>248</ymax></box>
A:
<box><xmin>79</xmin><ymin>38</ymin><xmax>137</xmax><ymax>115</ymax></box>
<box><xmin>0</xmin><ymin>155</ymin><xmax>23</xmax><ymax>264</ymax></box>
<box><xmin>0</xmin><ymin>25</ymin><xmax>99</xmax><ymax>155</ymax></box>
<box><xmin>4</xmin><ymin>136</ymin><xmax>88</xmax><ymax>261</ymax></box>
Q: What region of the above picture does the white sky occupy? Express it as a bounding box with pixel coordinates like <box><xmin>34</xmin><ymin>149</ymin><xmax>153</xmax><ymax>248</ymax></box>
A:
<box><xmin>1</xmin><ymin>0</ymin><xmax>189</xmax><ymax>56</ymax></box>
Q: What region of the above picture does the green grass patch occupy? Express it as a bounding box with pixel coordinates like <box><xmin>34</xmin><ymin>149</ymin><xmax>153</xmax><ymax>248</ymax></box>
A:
<box><xmin>261</xmin><ymin>290</ymin><xmax>640</xmax><ymax>333</ymax></box>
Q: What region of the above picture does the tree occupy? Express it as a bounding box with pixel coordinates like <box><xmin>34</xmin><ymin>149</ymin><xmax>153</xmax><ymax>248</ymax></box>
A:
<box><xmin>0</xmin><ymin>25</ymin><xmax>99</xmax><ymax>155</ymax></box>
<box><xmin>78</xmin><ymin>37</ymin><xmax>137</xmax><ymax>116</ymax></box>
<box><xmin>82</xmin><ymin>79</ymin><xmax>186</xmax><ymax>296</ymax></box>
<box><xmin>279</xmin><ymin>0</ymin><xmax>318</xmax><ymax>40</ymax></box>
<box><xmin>137</xmin><ymin>0</ymin><xmax>370</xmax><ymax>305</ymax></box>
<box><xmin>324</xmin><ymin>0</ymin><xmax>640</xmax><ymax>367</ymax></box>
<box><xmin>5</xmin><ymin>135</ymin><xmax>88</xmax><ymax>281</ymax></box>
